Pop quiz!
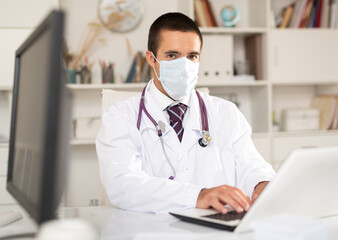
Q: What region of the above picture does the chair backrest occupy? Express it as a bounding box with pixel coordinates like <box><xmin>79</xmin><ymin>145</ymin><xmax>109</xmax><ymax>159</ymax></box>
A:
<box><xmin>101</xmin><ymin>89</ymin><xmax>140</xmax><ymax>113</ymax></box>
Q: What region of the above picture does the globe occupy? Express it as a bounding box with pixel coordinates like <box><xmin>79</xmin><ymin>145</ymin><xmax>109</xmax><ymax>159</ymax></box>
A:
<box><xmin>221</xmin><ymin>5</ymin><xmax>240</xmax><ymax>27</ymax></box>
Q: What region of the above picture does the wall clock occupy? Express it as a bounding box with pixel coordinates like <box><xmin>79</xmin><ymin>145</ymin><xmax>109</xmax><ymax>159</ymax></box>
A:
<box><xmin>98</xmin><ymin>0</ymin><xmax>143</xmax><ymax>32</ymax></box>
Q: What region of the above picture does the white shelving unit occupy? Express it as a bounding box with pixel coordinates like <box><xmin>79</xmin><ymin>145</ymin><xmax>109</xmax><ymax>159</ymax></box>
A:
<box><xmin>60</xmin><ymin>0</ymin><xmax>338</xmax><ymax>206</ymax></box>
<box><xmin>72</xmin><ymin>1</ymin><xmax>337</xmax><ymax>150</ymax></box>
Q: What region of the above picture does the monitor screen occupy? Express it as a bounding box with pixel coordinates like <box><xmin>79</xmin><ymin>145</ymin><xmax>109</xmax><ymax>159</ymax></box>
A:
<box><xmin>6</xmin><ymin>10</ymin><xmax>72</xmax><ymax>224</ymax></box>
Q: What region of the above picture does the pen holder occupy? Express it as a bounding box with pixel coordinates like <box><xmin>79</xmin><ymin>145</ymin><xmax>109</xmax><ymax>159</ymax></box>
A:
<box><xmin>80</xmin><ymin>66</ymin><xmax>91</xmax><ymax>84</ymax></box>
<box><xmin>64</xmin><ymin>68</ymin><xmax>77</xmax><ymax>84</ymax></box>
<box><xmin>102</xmin><ymin>67</ymin><xmax>114</xmax><ymax>83</ymax></box>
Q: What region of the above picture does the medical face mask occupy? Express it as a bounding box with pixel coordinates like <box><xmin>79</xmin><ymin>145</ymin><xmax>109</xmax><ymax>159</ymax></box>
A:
<box><xmin>152</xmin><ymin>53</ymin><xmax>199</xmax><ymax>100</ymax></box>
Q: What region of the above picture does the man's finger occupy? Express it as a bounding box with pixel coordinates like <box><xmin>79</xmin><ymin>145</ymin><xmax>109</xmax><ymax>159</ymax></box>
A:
<box><xmin>210</xmin><ymin>199</ymin><xmax>228</xmax><ymax>214</ymax></box>
<box><xmin>219</xmin><ymin>187</ymin><xmax>251</xmax><ymax>212</ymax></box>
<box><xmin>232</xmin><ymin>189</ymin><xmax>251</xmax><ymax>211</ymax></box>
<box><xmin>252</xmin><ymin>192</ymin><xmax>260</xmax><ymax>204</ymax></box>
<box><xmin>218</xmin><ymin>194</ymin><xmax>244</xmax><ymax>213</ymax></box>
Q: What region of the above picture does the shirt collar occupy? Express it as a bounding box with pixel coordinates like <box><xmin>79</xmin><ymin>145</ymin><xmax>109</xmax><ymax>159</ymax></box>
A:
<box><xmin>148</xmin><ymin>79</ymin><xmax>191</xmax><ymax>111</ymax></box>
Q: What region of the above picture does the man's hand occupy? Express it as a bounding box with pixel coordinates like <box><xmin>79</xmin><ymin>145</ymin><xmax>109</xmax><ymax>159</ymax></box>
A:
<box><xmin>196</xmin><ymin>185</ymin><xmax>251</xmax><ymax>214</ymax></box>
<box><xmin>251</xmin><ymin>181</ymin><xmax>269</xmax><ymax>204</ymax></box>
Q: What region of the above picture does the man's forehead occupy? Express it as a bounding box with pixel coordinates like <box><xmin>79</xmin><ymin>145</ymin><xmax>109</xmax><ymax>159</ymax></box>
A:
<box><xmin>157</xmin><ymin>29</ymin><xmax>201</xmax><ymax>52</ymax></box>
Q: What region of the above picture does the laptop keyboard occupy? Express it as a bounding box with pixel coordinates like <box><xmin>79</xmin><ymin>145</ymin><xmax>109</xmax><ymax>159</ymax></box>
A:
<box><xmin>203</xmin><ymin>211</ymin><xmax>247</xmax><ymax>222</ymax></box>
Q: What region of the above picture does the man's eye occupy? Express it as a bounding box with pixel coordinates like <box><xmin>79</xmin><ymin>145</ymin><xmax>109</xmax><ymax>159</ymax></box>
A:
<box><xmin>189</xmin><ymin>55</ymin><xmax>198</xmax><ymax>60</ymax></box>
<box><xmin>167</xmin><ymin>54</ymin><xmax>176</xmax><ymax>59</ymax></box>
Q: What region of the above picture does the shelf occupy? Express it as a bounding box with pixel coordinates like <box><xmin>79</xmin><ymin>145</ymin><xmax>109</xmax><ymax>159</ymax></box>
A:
<box><xmin>71</xmin><ymin>139</ymin><xmax>95</xmax><ymax>145</ymax></box>
<box><xmin>271</xmin><ymin>80</ymin><xmax>338</xmax><ymax>86</ymax></box>
<box><xmin>270</xmin><ymin>28</ymin><xmax>338</xmax><ymax>32</ymax></box>
<box><xmin>0</xmin><ymin>86</ymin><xmax>12</xmax><ymax>91</ymax></box>
<box><xmin>272</xmin><ymin>129</ymin><xmax>338</xmax><ymax>138</ymax></box>
<box><xmin>252</xmin><ymin>132</ymin><xmax>270</xmax><ymax>138</ymax></box>
<box><xmin>0</xmin><ymin>142</ymin><xmax>9</xmax><ymax>148</ymax></box>
<box><xmin>66</xmin><ymin>81</ymin><xmax>268</xmax><ymax>91</ymax></box>
<box><xmin>198</xmin><ymin>81</ymin><xmax>268</xmax><ymax>87</ymax></box>
<box><xmin>66</xmin><ymin>83</ymin><xmax>147</xmax><ymax>91</ymax></box>
<box><xmin>200</xmin><ymin>27</ymin><xmax>268</xmax><ymax>35</ymax></box>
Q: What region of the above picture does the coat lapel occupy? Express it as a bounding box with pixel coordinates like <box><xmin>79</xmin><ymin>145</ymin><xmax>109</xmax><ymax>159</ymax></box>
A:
<box><xmin>138</xmin><ymin>85</ymin><xmax>180</xmax><ymax>154</ymax></box>
<box><xmin>179</xmin><ymin>91</ymin><xmax>202</xmax><ymax>159</ymax></box>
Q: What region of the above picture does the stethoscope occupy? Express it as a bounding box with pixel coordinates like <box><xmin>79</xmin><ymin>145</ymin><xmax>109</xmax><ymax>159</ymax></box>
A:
<box><xmin>136</xmin><ymin>84</ymin><xmax>212</xmax><ymax>180</ymax></box>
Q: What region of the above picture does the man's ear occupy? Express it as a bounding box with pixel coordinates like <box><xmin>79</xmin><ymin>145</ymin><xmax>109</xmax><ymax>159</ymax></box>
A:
<box><xmin>146</xmin><ymin>50</ymin><xmax>156</xmax><ymax>69</ymax></box>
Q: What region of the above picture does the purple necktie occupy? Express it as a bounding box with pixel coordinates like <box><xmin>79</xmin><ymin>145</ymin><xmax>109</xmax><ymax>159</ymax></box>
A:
<box><xmin>166</xmin><ymin>103</ymin><xmax>188</xmax><ymax>142</ymax></box>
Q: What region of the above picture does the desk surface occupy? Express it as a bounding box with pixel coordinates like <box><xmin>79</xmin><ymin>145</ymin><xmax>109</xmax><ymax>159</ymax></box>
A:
<box><xmin>1</xmin><ymin>206</ymin><xmax>338</xmax><ymax>240</ymax></box>
<box><xmin>67</xmin><ymin>206</ymin><xmax>250</xmax><ymax>240</ymax></box>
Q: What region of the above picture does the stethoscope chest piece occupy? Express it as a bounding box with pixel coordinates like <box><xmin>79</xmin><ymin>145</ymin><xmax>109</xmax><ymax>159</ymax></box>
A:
<box><xmin>199</xmin><ymin>131</ymin><xmax>212</xmax><ymax>147</ymax></box>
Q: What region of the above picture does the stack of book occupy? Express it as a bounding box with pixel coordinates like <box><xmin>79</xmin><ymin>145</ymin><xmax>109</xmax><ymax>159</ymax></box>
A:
<box><xmin>311</xmin><ymin>95</ymin><xmax>338</xmax><ymax>130</ymax></box>
<box><xmin>276</xmin><ymin>0</ymin><xmax>338</xmax><ymax>28</ymax></box>
<box><xmin>194</xmin><ymin>0</ymin><xmax>219</xmax><ymax>27</ymax></box>
<box><xmin>125</xmin><ymin>51</ymin><xmax>153</xmax><ymax>83</ymax></box>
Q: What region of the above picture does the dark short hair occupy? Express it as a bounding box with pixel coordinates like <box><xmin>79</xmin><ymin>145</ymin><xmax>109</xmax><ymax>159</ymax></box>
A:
<box><xmin>148</xmin><ymin>12</ymin><xmax>203</xmax><ymax>56</ymax></box>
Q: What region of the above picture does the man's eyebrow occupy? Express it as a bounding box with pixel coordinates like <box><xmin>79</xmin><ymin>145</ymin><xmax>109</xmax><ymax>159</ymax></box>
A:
<box><xmin>164</xmin><ymin>50</ymin><xmax>180</xmax><ymax>55</ymax></box>
<box><xmin>164</xmin><ymin>50</ymin><xmax>200</xmax><ymax>55</ymax></box>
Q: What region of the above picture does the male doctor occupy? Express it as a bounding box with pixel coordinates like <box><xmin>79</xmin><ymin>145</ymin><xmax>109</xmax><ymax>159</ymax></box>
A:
<box><xmin>96</xmin><ymin>12</ymin><xmax>276</xmax><ymax>215</ymax></box>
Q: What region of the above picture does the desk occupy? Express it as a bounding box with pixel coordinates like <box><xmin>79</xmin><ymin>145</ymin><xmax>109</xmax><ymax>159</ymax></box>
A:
<box><xmin>2</xmin><ymin>206</ymin><xmax>338</xmax><ymax>240</ymax></box>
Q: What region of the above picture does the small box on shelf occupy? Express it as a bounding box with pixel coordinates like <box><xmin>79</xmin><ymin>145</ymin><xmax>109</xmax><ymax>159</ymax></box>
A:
<box><xmin>73</xmin><ymin>117</ymin><xmax>101</xmax><ymax>140</ymax></box>
<box><xmin>281</xmin><ymin>108</ymin><xmax>320</xmax><ymax>131</ymax></box>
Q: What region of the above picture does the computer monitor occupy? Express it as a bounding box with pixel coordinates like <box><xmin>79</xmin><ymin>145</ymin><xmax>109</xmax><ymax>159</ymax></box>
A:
<box><xmin>6</xmin><ymin>10</ymin><xmax>72</xmax><ymax>224</ymax></box>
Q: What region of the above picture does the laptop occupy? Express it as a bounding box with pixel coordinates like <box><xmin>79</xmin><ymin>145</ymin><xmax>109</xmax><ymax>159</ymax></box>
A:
<box><xmin>170</xmin><ymin>146</ymin><xmax>338</xmax><ymax>233</ymax></box>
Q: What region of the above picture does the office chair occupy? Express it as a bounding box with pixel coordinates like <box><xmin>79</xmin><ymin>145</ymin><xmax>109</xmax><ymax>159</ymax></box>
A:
<box><xmin>100</xmin><ymin>89</ymin><xmax>140</xmax><ymax>206</ymax></box>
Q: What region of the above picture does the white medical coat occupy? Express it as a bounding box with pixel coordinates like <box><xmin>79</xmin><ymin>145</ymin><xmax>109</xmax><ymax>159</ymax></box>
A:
<box><xmin>96</xmin><ymin>83</ymin><xmax>276</xmax><ymax>214</ymax></box>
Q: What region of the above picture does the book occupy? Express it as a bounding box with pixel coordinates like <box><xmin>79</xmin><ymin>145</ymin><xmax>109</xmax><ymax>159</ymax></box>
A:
<box><xmin>245</xmin><ymin>35</ymin><xmax>263</xmax><ymax>80</ymax></box>
<box><xmin>300</xmin><ymin>0</ymin><xmax>315</xmax><ymax>27</ymax></box>
<box><xmin>320</xmin><ymin>0</ymin><xmax>330</xmax><ymax>27</ymax></box>
<box><xmin>140</xmin><ymin>61</ymin><xmax>151</xmax><ymax>82</ymax></box>
<box><xmin>194</xmin><ymin>0</ymin><xmax>209</xmax><ymax>27</ymax></box>
<box><xmin>134</xmin><ymin>51</ymin><xmax>143</xmax><ymax>83</ymax></box>
<box><xmin>279</xmin><ymin>5</ymin><xmax>295</xmax><ymax>28</ymax></box>
<box><xmin>203</xmin><ymin>0</ymin><xmax>216</xmax><ymax>27</ymax></box>
<box><xmin>308</xmin><ymin>0</ymin><xmax>318</xmax><ymax>27</ymax></box>
<box><xmin>310</xmin><ymin>95</ymin><xmax>337</xmax><ymax>129</ymax></box>
<box><xmin>206</xmin><ymin>0</ymin><xmax>218</xmax><ymax>27</ymax></box>
<box><xmin>314</xmin><ymin>0</ymin><xmax>323</xmax><ymax>27</ymax></box>
<box><xmin>295</xmin><ymin>0</ymin><xmax>311</xmax><ymax>28</ymax></box>
<box><xmin>208</xmin><ymin>1</ymin><xmax>222</xmax><ymax>27</ymax></box>
<box><xmin>275</xmin><ymin>7</ymin><xmax>285</xmax><ymax>27</ymax></box>
<box><xmin>329</xmin><ymin>100</ymin><xmax>338</xmax><ymax>129</ymax></box>
<box><xmin>125</xmin><ymin>55</ymin><xmax>136</xmax><ymax>83</ymax></box>
<box><xmin>329</xmin><ymin>0</ymin><xmax>338</xmax><ymax>28</ymax></box>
